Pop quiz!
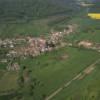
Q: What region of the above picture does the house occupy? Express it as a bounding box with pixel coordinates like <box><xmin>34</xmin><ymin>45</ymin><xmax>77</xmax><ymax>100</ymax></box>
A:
<box><xmin>78</xmin><ymin>41</ymin><xmax>93</xmax><ymax>48</ymax></box>
<box><xmin>7</xmin><ymin>63</ymin><xmax>20</xmax><ymax>71</ymax></box>
<box><xmin>8</xmin><ymin>50</ymin><xmax>17</xmax><ymax>57</ymax></box>
<box><xmin>0</xmin><ymin>59</ymin><xmax>7</xmax><ymax>63</ymax></box>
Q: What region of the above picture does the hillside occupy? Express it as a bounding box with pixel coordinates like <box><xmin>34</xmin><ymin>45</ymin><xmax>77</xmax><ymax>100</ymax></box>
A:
<box><xmin>0</xmin><ymin>0</ymin><xmax>80</xmax><ymax>38</ymax></box>
<box><xmin>0</xmin><ymin>0</ymin><xmax>77</xmax><ymax>22</ymax></box>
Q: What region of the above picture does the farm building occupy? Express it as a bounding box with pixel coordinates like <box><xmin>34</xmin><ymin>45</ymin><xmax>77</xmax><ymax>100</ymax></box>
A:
<box><xmin>78</xmin><ymin>40</ymin><xmax>93</xmax><ymax>48</ymax></box>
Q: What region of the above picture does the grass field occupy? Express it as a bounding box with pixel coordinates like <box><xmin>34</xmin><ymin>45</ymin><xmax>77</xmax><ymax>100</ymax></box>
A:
<box><xmin>0</xmin><ymin>71</ymin><xmax>18</xmax><ymax>92</ymax></box>
<box><xmin>0</xmin><ymin>17</ymin><xmax>100</xmax><ymax>100</ymax></box>
<box><xmin>65</xmin><ymin>31</ymin><xmax>100</xmax><ymax>43</ymax></box>
<box><xmin>64</xmin><ymin>17</ymin><xmax>100</xmax><ymax>43</ymax></box>
<box><xmin>52</xmin><ymin>62</ymin><xmax>100</xmax><ymax>100</ymax></box>
<box><xmin>0</xmin><ymin>63</ymin><xmax>7</xmax><ymax>70</ymax></box>
<box><xmin>0</xmin><ymin>19</ymin><xmax>50</xmax><ymax>38</ymax></box>
<box><xmin>0</xmin><ymin>14</ymin><xmax>70</xmax><ymax>38</ymax></box>
<box><xmin>19</xmin><ymin>46</ymin><xmax>100</xmax><ymax>100</ymax></box>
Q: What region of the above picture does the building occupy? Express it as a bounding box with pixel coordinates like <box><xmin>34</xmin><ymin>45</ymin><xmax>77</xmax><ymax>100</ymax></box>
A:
<box><xmin>7</xmin><ymin>63</ymin><xmax>20</xmax><ymax>71</ymax></box>
<box><xmin>78</xmin><ymin>40</ymin><xmax>93</xmax><ymax>48</ymax></box>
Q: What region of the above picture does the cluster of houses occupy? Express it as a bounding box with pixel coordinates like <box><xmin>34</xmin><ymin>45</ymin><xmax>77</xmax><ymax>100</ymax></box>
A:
<box><xmin>0</xmin><ymin>39</ymin><xmax>14</xmax><ymax>48</ymax></box>
<box><xmin>7</xmin><ymin>62</ymin><xmax>20</xmax><ymax>71</ymax></box>
<box><xmin>78</xmin><ymin>40</ymin><xmax>100</xmax><ymax>52</ymax></box>
<box><xmin>0</xmin><ymin>24</ymin><xmax>100</xmax><ymax>71</ymax></box>
<box><xmin>8</xmin><ymin>33</ymin><xmax>64</xmax><ymax>57</ymax></box>
<box><xmin>1</xmin><ymin>24</ymin><xmax>100</xmax><ymax>60</ymax></box>
<box><xmin>0</xmin><ymin>25</ymin><xmax>76</xmax><ymax>71</ymax></box>
<box><xmin>0</xmin><ymin>38</ymin><xmax>27</xmax><ymax>48</ymax></box>
<box><xmin>78</xmin><ymin>40</ymin><xmax>93</xmax><ymax>48</ymax></box>
<box><xmin>6</xmin><ymin>25</ymin><xmax>75</xmax><ymax>58</ymax></box>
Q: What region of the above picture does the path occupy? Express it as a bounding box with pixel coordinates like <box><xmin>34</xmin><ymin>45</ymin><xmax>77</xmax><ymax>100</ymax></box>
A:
<box><xmin>45</xmin><ymin>59</ymin><xmax>100</xmax><ymax>100</ymax></box>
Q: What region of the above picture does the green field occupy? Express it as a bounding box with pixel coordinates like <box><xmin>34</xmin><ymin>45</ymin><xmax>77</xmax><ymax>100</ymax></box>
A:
<box><xmin>0</xmin><ymin>38</ymin><xmax>100</xmax><ymax>100</ymax></box>
<box><xmin>0</xmin><ymin>72</ymin><xmax>18</xmax><ymax>92</ymax></box>
<box><xmin>0</xmin><ymin>0</ymin><xmax>100</xmax><ymax>100</ymax></box>
<box><xmin>0</xmin><ymin>0</ymin><xmax>77</xmax><ymax>38</ymax></box>
<box><xmin>19</xmin><ymin>47</ymin><xmax>100</xmax><ymax>99</ymax></box>
<box><xmin>0</xmin><ymin>15</ymin><xmax>69</xmax><ymax>38</ymax></box>
<box><xmin>64</xmin><ymin>17</ymin><xmax>100</xmax><ymax>43</ymax></box>
<box><xmin>52</xmin><ymin>62</ymin><xmax>100</xmax><ymax>100</ymax></box>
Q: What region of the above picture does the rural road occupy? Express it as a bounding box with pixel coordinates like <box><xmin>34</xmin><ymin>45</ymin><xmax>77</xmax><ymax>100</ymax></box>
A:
<box><xmin>45</xmin><ymin>58</ymin><xmax>100</xmax><ymax>100</ymax></box>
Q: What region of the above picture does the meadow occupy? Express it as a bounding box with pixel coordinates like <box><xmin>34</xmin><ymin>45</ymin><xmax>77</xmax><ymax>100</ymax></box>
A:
<box><xmin>19</xmin><ymin>46</ymin><xmax>100</xmax><ymax>100</ymax></box>
<box><xmin>0</xmin><ymin>0</ymin><xmax>77</xmax><ymax>38</ymax></box>
<box><xmin>0</xmin><ymin>14</ymin><xmax>69</xmax><ymax>38</ymax></box>
<box><xmin>52</xmin><ymin>62</ymin><xmax>100</xmax><ymax>100</ymax></box>
<box><xmin>64</xmin><ymin>17</ymin><xmax>100</xmax><ymax>43</ymax></box>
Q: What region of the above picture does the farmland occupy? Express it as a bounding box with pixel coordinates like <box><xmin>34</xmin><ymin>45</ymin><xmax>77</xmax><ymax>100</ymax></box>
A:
<box><xmin>0</xmin><ymin>14</ymin><xmax>69</xmax><ymax>38</ymax></box>
<box><xmin>19</xmin><ymin>46</ymin><xmax>100</xmax><ymax>100</ymax></box>
<box><xmin>64</xmin><ymin>17</ymin><xmax>100</xmax><ymax>43</ymax></box>
<box><xmin>0</xmin><ymin>44</ymin><xmax>100</xmax><ymax>100</ymax></box>
<box><xmin>0</xmin><ymin>0</ymin><xmax>100</xmax><ymax>100</ymax></box>
<box><xmin>0</xmin><ymin>17</ymin><xmax>100</xmax><ymax>100</ymax></box>
<box><xmin>52</xmin><ymin>61</ymin><xmax>100</xmax><ymax>100</ymax></box>
<box><xmin>0</xmin><ymin>0</ymin><xmax>78</xmax><ymax>38</ymax></box>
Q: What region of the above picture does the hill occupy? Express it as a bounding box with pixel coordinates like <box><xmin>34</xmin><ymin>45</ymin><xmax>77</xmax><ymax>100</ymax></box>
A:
<box><xmin>0</xmin><ymin>0</ymin><xmax>77</xmax><ymax>22</ymax></box>
<box><xmin>0</xmin><ymin>0</ymin><xmax>79</xmax><ymax>37</ymax></box>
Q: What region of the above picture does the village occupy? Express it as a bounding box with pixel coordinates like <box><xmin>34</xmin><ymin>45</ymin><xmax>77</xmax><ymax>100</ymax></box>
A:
<box><xmin>0</xmin><ymin>25</ymin><xmax>74</xmax><ymax>57</ymax></box>
<box><xmin>0</xmin><ymin>24</ymin><xmax>100</xmax><ymax>71</ymax></box>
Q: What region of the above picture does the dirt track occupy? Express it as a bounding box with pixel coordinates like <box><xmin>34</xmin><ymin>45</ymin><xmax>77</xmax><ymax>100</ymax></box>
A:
<box><xmin>45</xmin><ymin>59</ymin><xmax>100</xmax><ymax>100</ymax></box>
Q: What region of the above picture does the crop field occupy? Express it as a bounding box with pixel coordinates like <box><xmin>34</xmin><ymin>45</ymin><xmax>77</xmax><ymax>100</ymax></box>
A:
<box><xmin>52</xmin><ymin>62</ymin><xmax>100</xmax><ymax>100</ymax></box>
<box><xmin>65</xmin><ymin>31</ymin><xmax>100</xmax><ymax>43</ymax></box>
<box><xmin>0</xmin><ymin>19</ymin><xmax>50</xmax><ymax>38</ymax></box>
<box><xmin>0</xmin><ymin>63</ymin><xmax>7</xmax><ymax>70</ymax></box>
<box><xmin>0</xmin><ymin>0</ymin><xmax>100</xmax><ymax>100</ymax></box>
<box><xmin>0</xmin><ymin>17</ymin><xmax>100</xmax><ymax>100</ymax></box>
<box><xmin>19</xmin><ymin>47</ymin><xmax>100</xmax><ymax>100</ymax></box>
<box><xmin>64</xmin><ymin>17</ymin><xmax>100</xmax><ymax>43</ymax></box>
<box><xmin>0</xmin><ymin>14</ymin><xmax>69</xmax><ymax>38</ymax></box>
<box><xmin>0</xmin><ymin>72</ymin><xmax>18</xmax><ymax>92</ymax></box>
